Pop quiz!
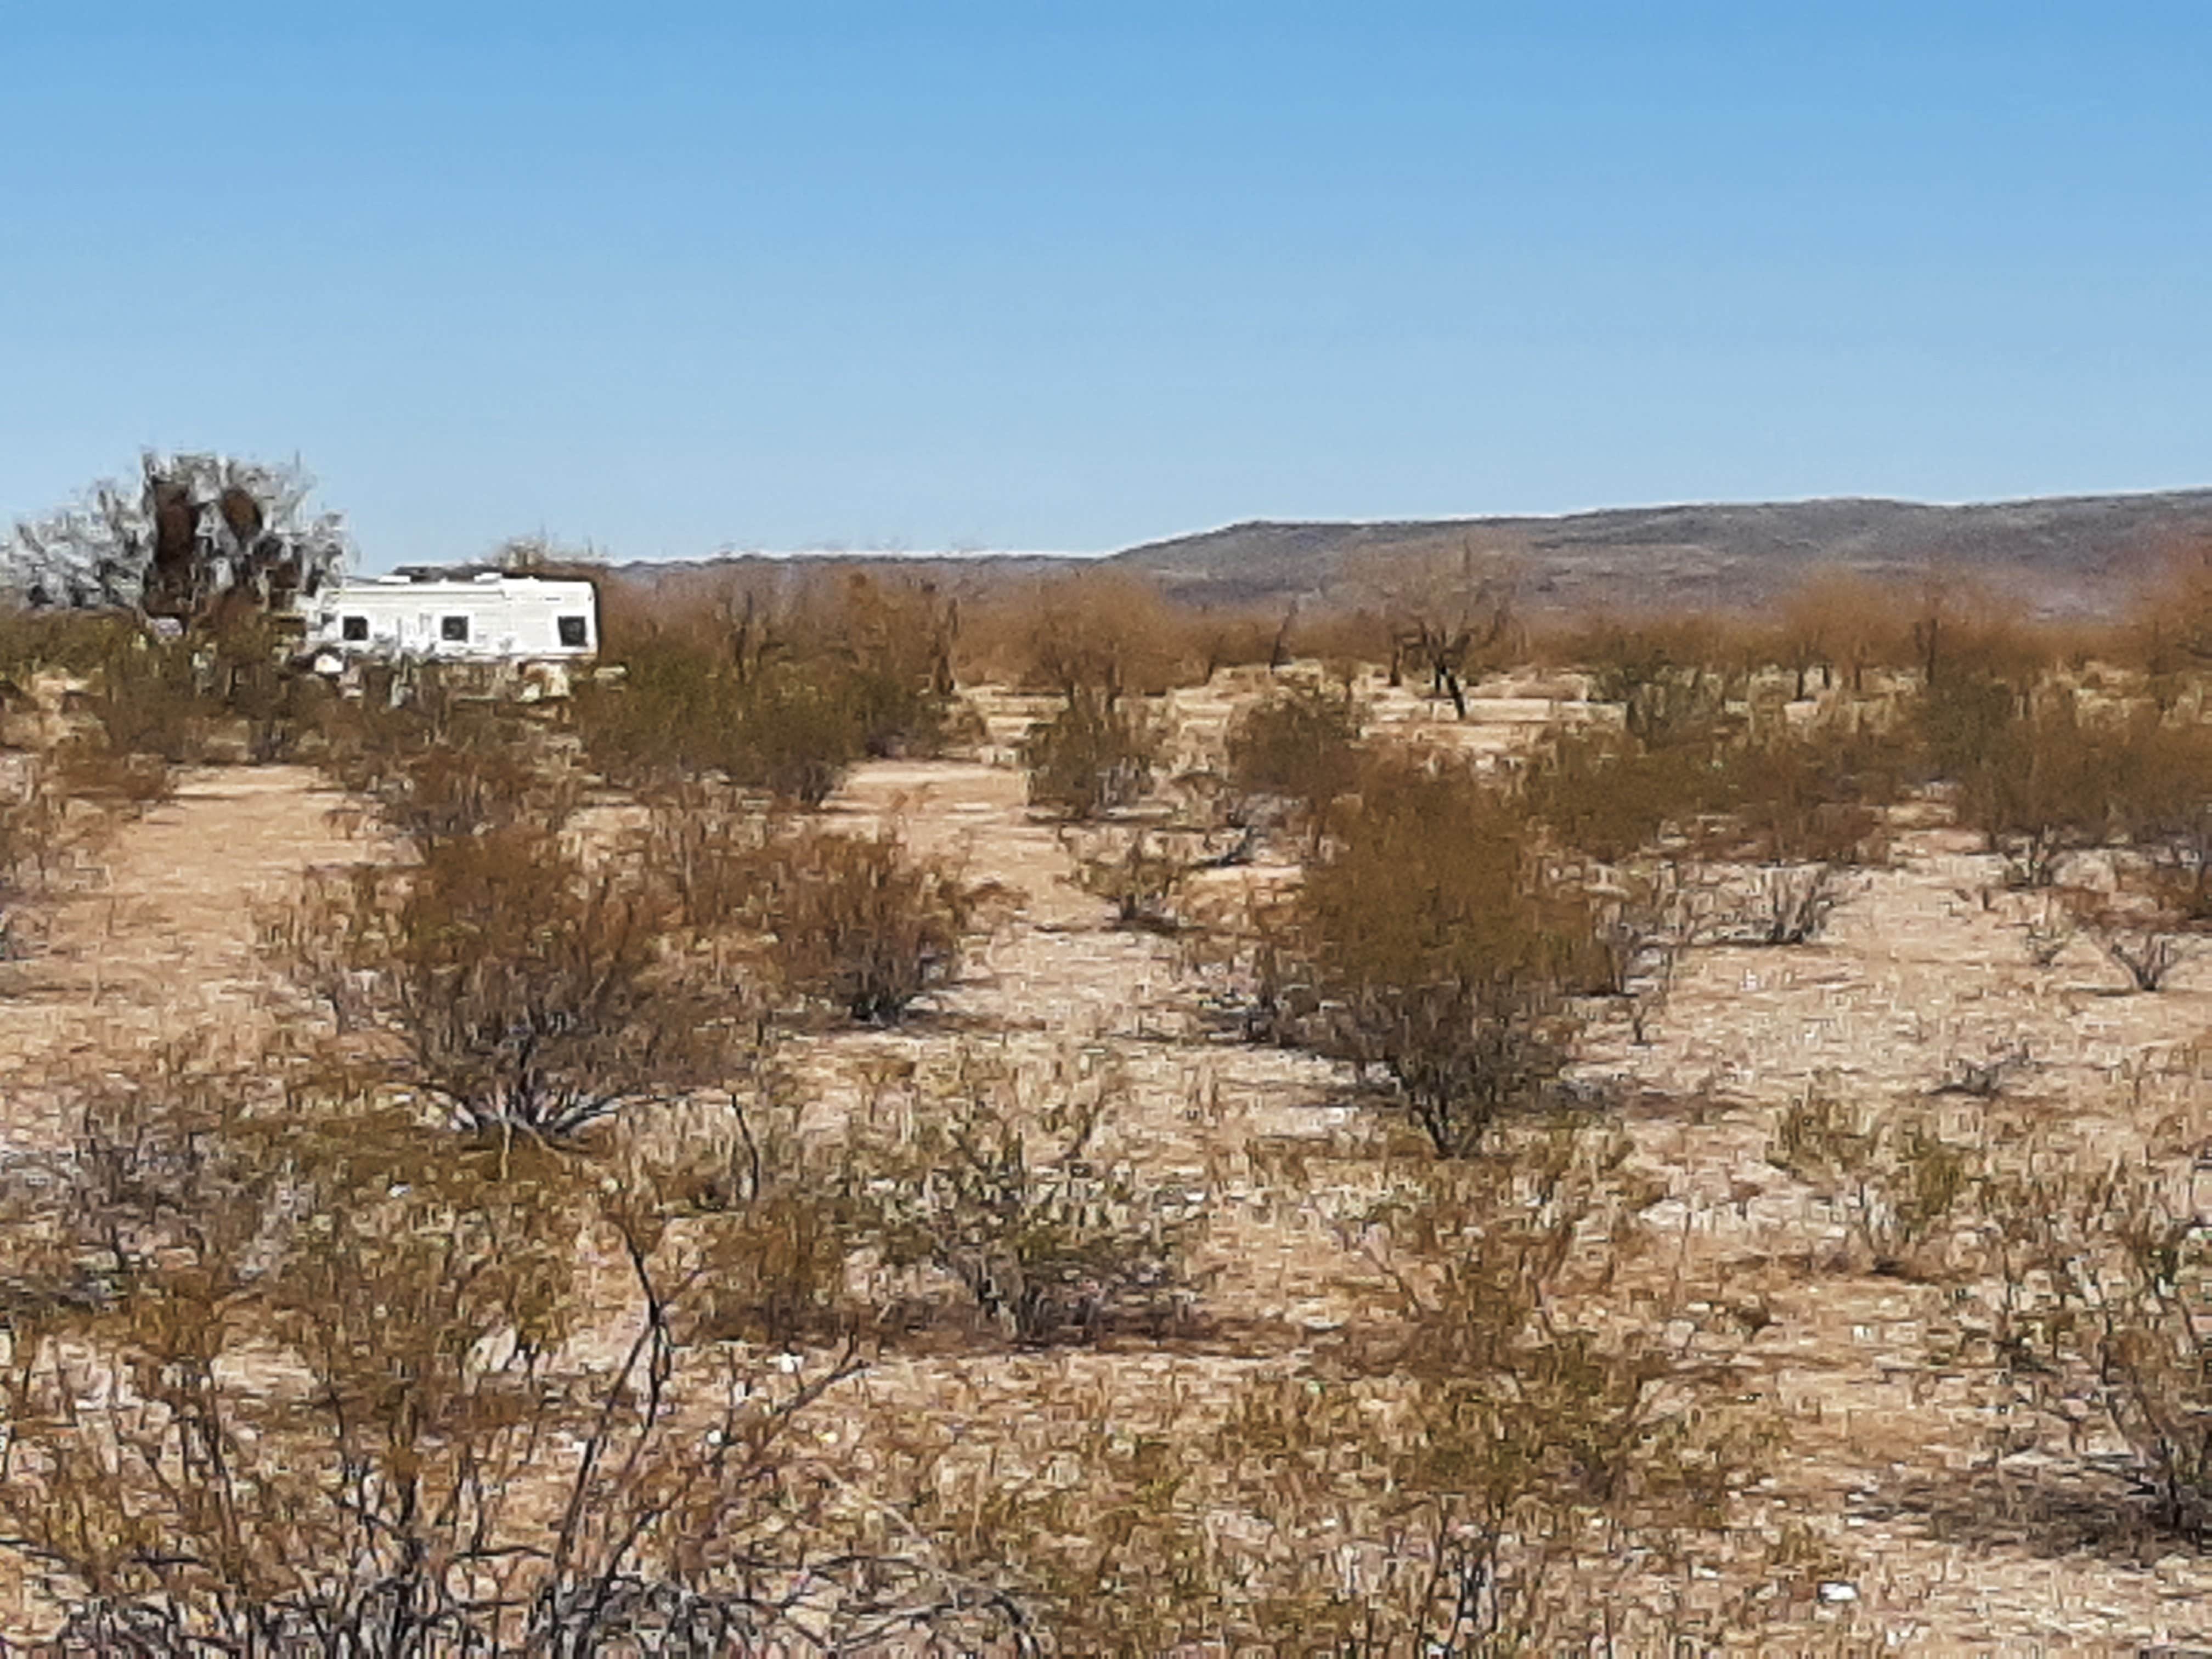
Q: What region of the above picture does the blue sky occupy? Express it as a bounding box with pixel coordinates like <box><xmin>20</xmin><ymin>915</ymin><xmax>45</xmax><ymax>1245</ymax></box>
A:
<box><xmin>3</xmin><ymin>3</ymin><xmax>2208</xmax><ymax>569</ymax></box>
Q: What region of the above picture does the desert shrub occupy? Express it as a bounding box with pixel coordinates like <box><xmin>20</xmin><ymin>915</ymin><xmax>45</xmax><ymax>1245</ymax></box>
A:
<box><xmin>1064</xmin><ymin>824</ymin><xmax>1193</xmax><ymax>932</ymax></box>
<box><xmin>319</xmin><ymin>677</ymin><xmax>578</xmax><ymax>850</ymax></box>
<box><xmin>49</xmin><ymin>612</ymin><xmax>327</xmax><ymax>767</ymax></box>
<box><xmin>929</xmin><ymin>1127</ymin><xmax>1780</xmax><ymax>1648</ymax></box>
<box><xmin>1021</xmin><ymin>687</ymin><xmax>1160</xmax><ymax>819</ymax></box>
<box><xmin>1977</xmin><ymin>1155</ymin><xmax>2212</xmax><ymax>1537</ymax></box>
<box><xmin>1280</xmin><ymin>764</ymin><xmax>1602</xmax><ymax>1157</ymax></box>
<box><xmin>0</xmin><ymin>744</ymin><xmax>170</xmax><ymax>962</ymax></box>
<box><xmin>0</xmin><ymin>1058</ymin><xmax>1016</xmax><ymax>1652</ymax></box>
<box><xmin>1922</xmin><ymin>683</ymin><xmax>2115</xmax><ymax>885</ymax></box>
<box><xmin>274</xmin><ymin>825</ymin><xmax>742</xmax><ymax>1138</ymax></box>
<box><xmin>1710</xmin><ymin>717</ymin><xmax>1898</xmax><ymax>867</ymax></box>
<box><xmin>1525</xmin><ymin>729</ymin><xmax>1723</xmax><ymax>865</ymax></box>
<box><xmin>862</xmin><ymin>1049</ymin><xmax>1197</xmax><ymax>1345</ymax></box>
<box><xmin>1726</xmin><ymin>861</ymin><xmax>1854</xmax><ymax>946</ymax></box>
<box><xmin>810</xmin><ymin>569</ymin><xmax>961</xmax><ymax>755</ymax></box>
<box><xmin>2061</xmin><ymin>870</ymin><xmax>2196</xmax><ymax>992</ymax></box>
<box><xmin>1767</xmin><ymin>1085</ymin><xmax>1974</xmax><ymax>1278</ymax></box>
<box><xmin>634</xmin><ymin>778</ymin><xmax>775</xmax><ymax>932</ymax></box>
<box><xmin>1770</xmin><ymin>568</ymin><xmax>1911</xmax><ymax>695</ymax></box>
<box><xmin>749</xmin><ymin>824</ymin><xmax>974</xmax><ymax>1023</ymax></box>
<box><xmin>964</xmin><ymin>570</ymin><xmax>1195</xmax><ymax>699</ymax></box>
<box><xmin>578</xmin><ymin>574</ymin><xmax>957</xmax><ymax>804</ymax></box>
<box><xmin>1225</xmin><ymin>680</ymin><xmax>1363</xmax><ymax>846</ymax></box>
<box><xmin>2105</xmin><ymin>715</ymin><xmax>2212</xmax><ymax>918</ymax></box>
<box><xmin>1570</xmin><ymin>616</ymin><xmax>1741</xmax><ymax>749</ymax></box>
<box><xmin>577</xmin><ymin>640</ymin><xmax>862</xmax><ymax>806</ymax></box>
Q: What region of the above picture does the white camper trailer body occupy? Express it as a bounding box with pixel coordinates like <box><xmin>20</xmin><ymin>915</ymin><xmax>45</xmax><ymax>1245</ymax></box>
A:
<box><xmin>306</xmin><ymin>573</ymin><xmax>599</xmax><ymax>664</ymax></box>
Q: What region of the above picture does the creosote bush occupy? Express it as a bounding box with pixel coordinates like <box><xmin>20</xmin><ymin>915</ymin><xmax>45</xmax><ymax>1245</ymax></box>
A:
<box><xmin>1976</xmin><ymin>1152</ymin><xmax>2212</xmax><ymax>1538</ymax></box>
<box><xmin>857</xmin><ymin>1045</ymin><xmax>1198</xmax><ymax>1346</ymax></box>
<box><xmin>1277</xmin><ymin>762</ymin><xmax>1603</xmax><ymax>1157</ymax></box>
<box><xmin>916</xmin><ymin>1125</ymin><xmax>1785</xmax><ymax>1650</ymax></box>
<box><xmin>276</xmin><ymin>823</ymin><xmax>744</xmax><ymax>1138</ymax></box>
<box><xmin>749</xmin><ymin>823</ymin><xmax>975</xmax><ymax>1023</ymax></box>
<box><xmin>0</xmin><ymin>1053</ymin><xmax>1024</xmax><ymax>1652</ymax></box>
<box><xmin>575</xmin><ymin>571</ymin><xmax>958</xmax><ymax>806</ymax></box>
<box><xmin>1767</xmin><ymin>1084</ymin><xmax>1973</xmax><ymax>1279</ymax></box>
<box><xmin>318</xmin><ymin>665</ymin><xmax>578</xmax><ymax>850</ymax></box>
<box><xmin>1224</xmin><ymin>679</ymin><xmax>1363</xmax><ymax>845</ymax></box>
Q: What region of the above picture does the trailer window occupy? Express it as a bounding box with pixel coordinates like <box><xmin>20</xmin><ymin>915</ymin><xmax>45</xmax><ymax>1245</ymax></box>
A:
<box><xmin>557</xmin><ymin>615</ymin><xmax>589</xmax><ymax>648</ymax></box>
<box><xmin>341</xmin><ymin>615</ymin><xmax>369</xmax><ymax>641</ymax></box>
<box><xmin>441</xmin><ymin>615</ymin><xmax>470</xmax><ymax>642</ymax></box>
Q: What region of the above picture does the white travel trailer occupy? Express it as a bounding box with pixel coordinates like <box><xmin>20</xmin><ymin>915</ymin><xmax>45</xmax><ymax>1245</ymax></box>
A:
<box><xmin>305</xmin><ymin>573</ymin><xmax>600</xmax><ymax>664</ymax></box>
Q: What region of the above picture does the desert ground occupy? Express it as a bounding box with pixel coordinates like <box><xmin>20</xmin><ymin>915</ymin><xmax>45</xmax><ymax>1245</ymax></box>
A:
<box><xmin>4</xmin><ymin>668</ymin><xmax>2212</xmax><ymax>1651</ymax></box>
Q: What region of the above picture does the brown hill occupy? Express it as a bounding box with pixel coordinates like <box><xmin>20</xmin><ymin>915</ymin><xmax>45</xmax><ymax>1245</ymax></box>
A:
<box><xmin>614</xmin><ymin>490</ymin><xmax>2212</xmax><ymax>618</ymax></box>
<box><xmin>1104</xmin><ymin>490</ymin><xmax>2212</xmax><ymax>615</ymax></box>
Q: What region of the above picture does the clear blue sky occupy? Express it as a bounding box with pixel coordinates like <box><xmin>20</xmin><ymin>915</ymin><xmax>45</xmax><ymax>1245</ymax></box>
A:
<box><xmin>3</xmin><ymin>3</ymin><xmax>2208</xmax><ymax>569</ymax></box>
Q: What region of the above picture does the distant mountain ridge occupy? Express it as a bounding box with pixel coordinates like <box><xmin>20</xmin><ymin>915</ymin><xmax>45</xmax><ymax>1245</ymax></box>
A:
<box><xmin>1102</xmin><ymin>490</ymin><xmax>2212</xmax><ymax>614</ymax></box>
<box><xmin>617</xmin><ymin>490</ymin><xmax>2212</xmax><ymax>617</ymax></box>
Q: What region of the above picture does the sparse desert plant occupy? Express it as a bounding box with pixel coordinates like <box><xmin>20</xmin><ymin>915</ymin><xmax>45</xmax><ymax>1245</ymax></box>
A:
<box><xmin>1728</xmin><ymin>860</ymin><xmax>1854</xmax><ymax>946</ymax></box>
<box><xmin>2063</xmin><ymin>870</ymin><xmax>2197</xmax><ymax>992</ymax></box>
<box><xmin>274</xmin><ymin>825</ymin><xmax>745</xmax><ymax>1137</ymax></box>
<box><xmin>1063</xmin><ymin>823</ymin><xmax>1193</xmax><ymax>932</ymax></box>
<box><xmin>1021</xmin><ymin>687</ymin><xmax>1160</xmax><ymax>820</ymax></box>
<box><xmin>2019</xmin><ymin>893</ymin><xmax>2080</xmax><ymax>967</ymax></box>
<box><xmin>1282</xmin><ymin>764</ymin><xmax>1602</xmax><ymax>1158</ymax></box>
<box><xmin>749</xmin><ymin>823</ymin><xmax>975</xmax><ymax>1023</ymax></box>
<box><xmin>1977</xmin><ymin>1154</ymin><xmax>2212</xmax><ymax>1538</ymax></box>
<box><xmin>1767</xmin><ymin>1085</ymin><xmax>1974</xmax><ymax>1278</ymax></box>
<box><xmin>862</xmin><ymin>1047</ymin><xmax>1197</xmax><ymax>1345</ymax></box>
<box><xmin>1224</xmin><ymin>680</ymin><xmax>1363</xmax><ymax>847</ymax></box>
<box><xmin>1583</xmin><ymin>860</ymin><xmax>1708</xmax><ymax>1041</ymax></box>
